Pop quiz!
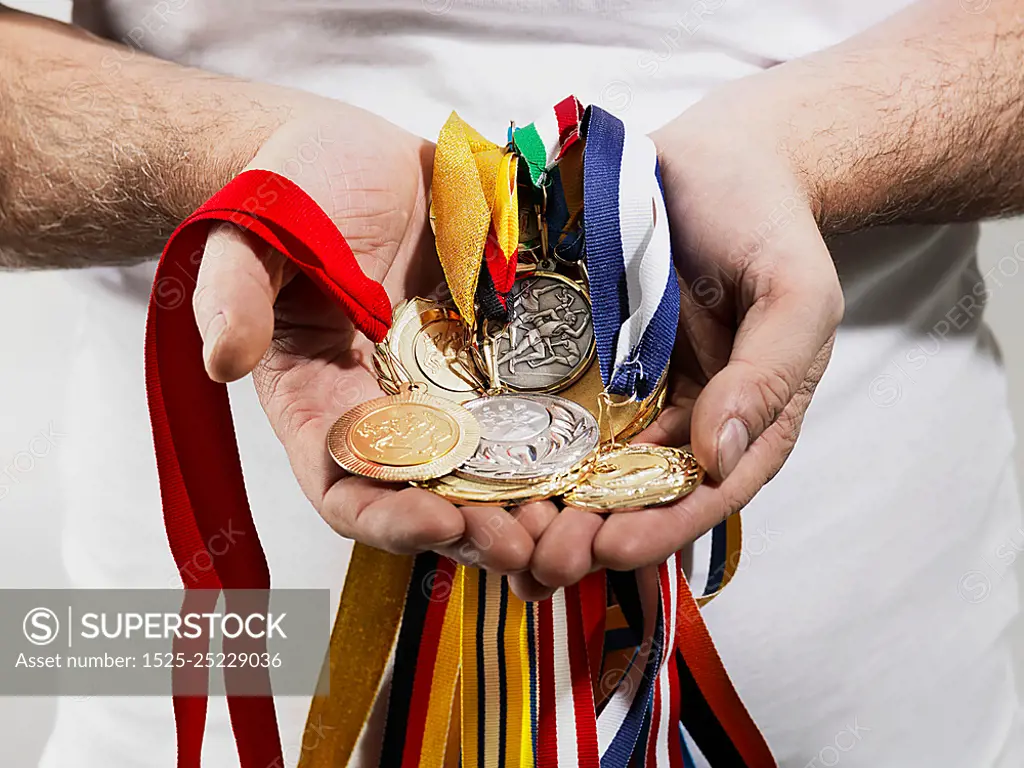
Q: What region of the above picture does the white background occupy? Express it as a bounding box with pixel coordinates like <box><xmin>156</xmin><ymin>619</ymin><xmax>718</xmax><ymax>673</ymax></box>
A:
<box><xmin>1</xmin><ymin>0</ymin><xmax>1023</xmax><ymax>763</ymax></box>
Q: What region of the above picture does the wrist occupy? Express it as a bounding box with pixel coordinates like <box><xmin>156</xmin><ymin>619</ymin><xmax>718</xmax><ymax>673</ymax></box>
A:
<box><xmin>164</xmin><ymin>83</ymin><xmax>324</xmax><ymax>219</ymax></box>
<box><xmin>653</xmin><ymin>71</ymin><xmax>826</xmax><ymax>227</ymax></box>
<box><xmin>667</xmin><ymin>61</ymin><xmax>876</xmax><ymax>237</ymax></box>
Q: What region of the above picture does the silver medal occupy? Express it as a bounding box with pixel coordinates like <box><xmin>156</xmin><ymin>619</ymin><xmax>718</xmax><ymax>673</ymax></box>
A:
<box><xmin>492</xmin><ymin>273</ymin><xmax>595</xmax><ymax>394</ymax></box>
<box><xmin>455</xmin><ymin>394</ymin><xmax>599</xmax><ymax>482</ymax></box>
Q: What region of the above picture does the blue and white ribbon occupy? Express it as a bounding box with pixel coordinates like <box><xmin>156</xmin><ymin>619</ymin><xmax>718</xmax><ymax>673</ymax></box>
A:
<box><xmin>597</xmin><ymin>554</ymin><xmax>679</xmax><ymax>767</ymax></box>
<box><xmin>582</xmin><ymin>106</ymin><xmax>679</xmax><ymax>400</ymax></box>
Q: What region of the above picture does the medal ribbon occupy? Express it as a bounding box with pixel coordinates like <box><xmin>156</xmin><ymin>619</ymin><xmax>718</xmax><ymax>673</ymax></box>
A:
<box><xmin>146</xmin><ymin>168</ymin><xmax>396</xmax><ymax>768</ymax></box>
<box><xmin>674</xmin><ymin>571</ymin><xmax>776</xmax><ymax>767</ymax></box>
<box><xmin>692</xmin><ymin>514</ymin><xmax>744</xmax><ymax>607</ymax></box>
<box><xmin>581</xmin><ymin>106</ymin><xmax>679</xmax><ymax>400</ymax></box>
<box><xmin>381</xmin><ymin>565</ymin><xmax>537</xmax><ymax>768</ymax></box>
<box><xmin>300</xmin><ymin>544</ymin><xmax>413</xmax><ymax>768</ymax></box>
<box><xmin>433</xmin><ymin>112</ymin><xmax>519</xmax><ymax>326</ymax></box>
<box><xmin>513</xmin><ymin>95</ymin><xmax>585</xmax><ymax>188</ymax></box>
<box><xmin>513</xmin><ymin>96</ymin><xmax>586</xmax><ymax>262</ymax></box>
<box><xmin>571</xmin><ymin>103</ymin><xmax>772</xmax><ymax>765</ymax></box>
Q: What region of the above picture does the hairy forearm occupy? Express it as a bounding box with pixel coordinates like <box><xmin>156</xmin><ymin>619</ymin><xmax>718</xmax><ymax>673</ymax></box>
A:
<box><xmin>719</xmin><ymin>0</ymin><xmax>1024</xmax><ymax>235</ymax></box>
<box><xmin>0</xmin><ymin>9</ymin><xmax>311</xmax><ymax>268</ymax></box>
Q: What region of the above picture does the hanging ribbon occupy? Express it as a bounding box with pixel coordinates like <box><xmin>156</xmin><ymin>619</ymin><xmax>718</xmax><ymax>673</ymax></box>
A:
<box><xmin>146</xmin><ymin>168</ymin><xmax>396</xmax><ymax>768</ymax></box>
<box><xmin>513</xmin><ymin>95</ymin><xmax>585</xmax><ymax>188</ymax></box>
<box><xmin>299</xmin><ymin>545</ymin><xmax>413</xmax><ymax>768</ymax></box>
<box><xmin>581</xmin><ymin>105</ymin><xmax>679</xmax><ymax>400</ymax></box>
<box><xmin>675</xmin><ymin>573</ymin><xmax>776</xmax><ymax>767</ymax></box>
<box><xmin>432</xmin><ymin>112</ymin><xmax>519</xmax><ymax>325</ymax></box>
<box><xmin>692</xmin><ymin>514</ymin><xmax>744</xmax><ymax>607</ymax></box>
<box><xmin>513</xmin><ymin>95</ymin><xmax>586</xmax><ymax>262</ymax></box>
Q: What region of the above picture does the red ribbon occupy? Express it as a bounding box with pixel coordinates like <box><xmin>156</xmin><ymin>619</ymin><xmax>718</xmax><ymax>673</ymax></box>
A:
<box><xmin>676</xmin><ymin>572</ymin><xmax>776</xmax><ymax>767</ymax></box>
<box><xmin>145</xmin><ymin>169</ymin><xmax>391</xmax><ymax>767</ymax></box>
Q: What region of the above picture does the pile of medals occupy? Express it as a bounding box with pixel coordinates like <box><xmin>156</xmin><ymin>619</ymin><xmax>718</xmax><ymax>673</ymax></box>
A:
<box><xmin>328</xmin><ymin>97</ymin><xmax>704</xmax><ymax>512</ymax></box>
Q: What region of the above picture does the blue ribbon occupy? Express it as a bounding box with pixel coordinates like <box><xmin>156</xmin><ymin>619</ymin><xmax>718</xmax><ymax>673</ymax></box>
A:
<box><xmin>581</xmin><ymin>106</ymin><xmax>679</xmax><ymax>400</ymax></box>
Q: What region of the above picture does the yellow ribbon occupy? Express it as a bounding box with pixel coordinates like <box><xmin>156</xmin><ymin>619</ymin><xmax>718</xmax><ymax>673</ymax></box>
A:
<box><xmin>432</xmin><ymin>112</ymin><xmax>519</xmax><ymax>326</ymax></box>
<box><xmin>298</xmin><ymin>544</ymin><xmax>413</xmax><ymax>768</ymax></box>
<box><xmin>419</xmin><ymin>566</ymin><xmax>465</xmax><ymax>768</ymax></box>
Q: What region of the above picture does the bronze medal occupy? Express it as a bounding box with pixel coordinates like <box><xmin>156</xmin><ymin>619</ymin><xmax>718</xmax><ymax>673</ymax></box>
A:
<box><xmin>487</xmin><ymin>272</ymin><xmax>595</xmax><ymax>395</ymax></box>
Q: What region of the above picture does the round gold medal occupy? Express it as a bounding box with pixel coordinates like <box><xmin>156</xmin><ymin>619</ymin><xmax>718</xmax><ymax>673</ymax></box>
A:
<box><xmin>562</xmin><ymin>444</ymin><xmax>704</xmax><ymax>512</ymax></box>
<box><xmin>328</xmin><ymin>385</ymin><xmax>481</xmax><ymax>482</ymax></box>
<box><xmin>389</xmin><ymin>298</ymin><xmax>481</xmax><ymax>404</ymax></box>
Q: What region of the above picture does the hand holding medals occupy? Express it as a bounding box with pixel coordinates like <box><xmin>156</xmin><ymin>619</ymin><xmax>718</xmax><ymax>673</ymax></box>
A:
<box><xmin>327</xmin><ymin>97</ymin><xmax>705</xmax><ymax>512</ymax></box>
<box><xmin>147</xmin><ymin>103</ymin><xmax>774</xmax><ymax>768</ymax></box>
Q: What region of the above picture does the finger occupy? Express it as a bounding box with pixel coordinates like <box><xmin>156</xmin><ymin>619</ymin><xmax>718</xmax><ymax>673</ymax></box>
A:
<box><xmin>531</xmin><ymin>507</ymin><xmax>602</xmax><ymax>589</ymax></box>
<box><xmin>193</xmin><ymin>223</ymin><xmax>292</xmax><ymax>383</ymax></box>
<box><xmin>632</xmin><ymin>397</ymin><xmax>694</xmax><ymax>447</ymax></box>
<box><xmin>509</xmin><ymin>571</ymin><xmax>556</xmax><ymax>603</ymax></box>
<box><xmin>691</xmin><ymin>239</ymin><xmax>843</xmax><ymax>482</ymax></box>
<box><xmin>511</xmin><ymin>500</ymin><xmax>560</xmax><ymax>543</ymax></box>
<box><xmin>593</xmin><ymin>504</ymin><xmax>707</xmax><ymax>572</ymax></box>
<box><xmin>321</xmin><ymin>481</ymin><xmax>465</xmax><ymax>555</ymax></box>
<box><xmin>436</xmin><ymin>506</ymin><xmax>533</xmax><ymax>574</ymax></box>
<box><xmin>595</xmin><ymin>380</ymin><xmax>818</xmax><ymax>571</ymax></box>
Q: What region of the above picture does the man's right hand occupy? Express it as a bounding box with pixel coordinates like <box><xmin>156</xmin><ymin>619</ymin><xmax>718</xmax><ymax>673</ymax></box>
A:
<box><xmin>192</xmin><ymin>106</ymin><xmax>545</xmax><ymax>578</ymax></box>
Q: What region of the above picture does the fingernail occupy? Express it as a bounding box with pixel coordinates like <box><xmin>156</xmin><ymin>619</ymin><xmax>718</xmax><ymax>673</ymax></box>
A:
<box><xmin>717</xmin><ymin>418</ymin><xmax>749</xmax><ymax>479</ymax></box>
<box><xmin>202</xmin><ymin>313</ymin><xmax>227</xmax><ymax>368</ymax></box>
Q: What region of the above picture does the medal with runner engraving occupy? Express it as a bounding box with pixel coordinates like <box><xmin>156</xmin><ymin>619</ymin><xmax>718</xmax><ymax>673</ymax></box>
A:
<box><xmin>488</xmin><ymin>272</ymin><xmax>595</xmax><ymax>394</ymax></box>
<box><xmin>328</xmin><ymin>381</ymin><xmax>481</xmax><ymax>482</ymax></box>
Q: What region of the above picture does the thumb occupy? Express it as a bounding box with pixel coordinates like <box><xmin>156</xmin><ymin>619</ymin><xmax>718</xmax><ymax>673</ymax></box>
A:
<box><xmin>192</xmin><ymin>222</ymin><xmax>292</xmax><ymax>383</ymax></box>
<box><xmin>690</xmin><ymin>256</ymin><xmax>843</xmax><ymax>483</ymax></box>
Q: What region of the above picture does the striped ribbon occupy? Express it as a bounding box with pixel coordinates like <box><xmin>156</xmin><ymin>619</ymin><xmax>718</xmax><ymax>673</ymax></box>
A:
<box><xmin>598</xmin><ymin>563</ymin><xmax>671</xmax><ymax>767</ymax></box>
<box><xmin>513</xmin><ymin>96</ymin><xmax>586</xmax><ymax>262</ymax></box>
<box><xmin>581</xmin><ymin>105</ymin><xmax>679</xmax><ymax>400</ymax></box>
<box><xmin>512</xmin><ymin>95</ymin><xmax>585</xmax><ymax>188</ymax></box>
<box><xmin>692</xmin><ymin>514</ymin><xmax>745</xmax><ymax>607</ymax></box>
<box><xmin>372</xmin><ymin>562</ymin><xmax>540</xmax><ymax>768</ymax></box>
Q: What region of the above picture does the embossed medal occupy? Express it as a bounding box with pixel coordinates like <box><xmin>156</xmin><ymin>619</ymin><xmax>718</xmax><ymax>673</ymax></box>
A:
<box><xmin>563</xmin><ymin>443</ymin><xmax>704</xmax><ymax>512</ymax></box>
<box><xmin>389</xmin><ymin>298</ymin><xmax>482</xmax><ymax>404</ymax></box>
<box><xmin>414</xmin><ymin>392</ymin><xmax>596</xmax><ymax>504</ymax></box>
<box><xmin>454</xmin><ymin>393</ymin><xmax>599</xmax><ymax>482</ymax></box>
<box><xmin>416</xmin><ymin>464</ymin><xmax>585</xmax><ymax>506</ymax></box>
<box><xmin>486</xmin><ymin>272</ymin><xmax>595</xmax><ymax>395</ymax></box>
<box><xmin>328</xmin><ymin>381</ymin><xmax>481</xmax><ymax>482</ymax></box>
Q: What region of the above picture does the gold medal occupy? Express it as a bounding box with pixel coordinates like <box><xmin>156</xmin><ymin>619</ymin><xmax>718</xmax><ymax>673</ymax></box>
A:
<box><xmin>389</xmin><ymin>298</ymin><xmax>482</xmax><ymax>404</ymax></box>
<box><xmin>562</xmin><ymin>443</ymin><xmax>704</xmax><ymax>512</ymax></box>
<box><xmin>415</xmin><ymin>464</ymin><xmax>584</xmax><ymax>506</ymax></box>
<box><xmin>328</xmin><ymin>383</ymin><xmax>481</xmax><ymax>482</ymax></box>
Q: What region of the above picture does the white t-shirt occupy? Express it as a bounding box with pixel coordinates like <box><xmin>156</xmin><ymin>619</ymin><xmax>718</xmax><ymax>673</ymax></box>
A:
<box><xmin>45</xmin><ymin>1</ymin><xmax>1024</xmax><ymax>766</ymax></box>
